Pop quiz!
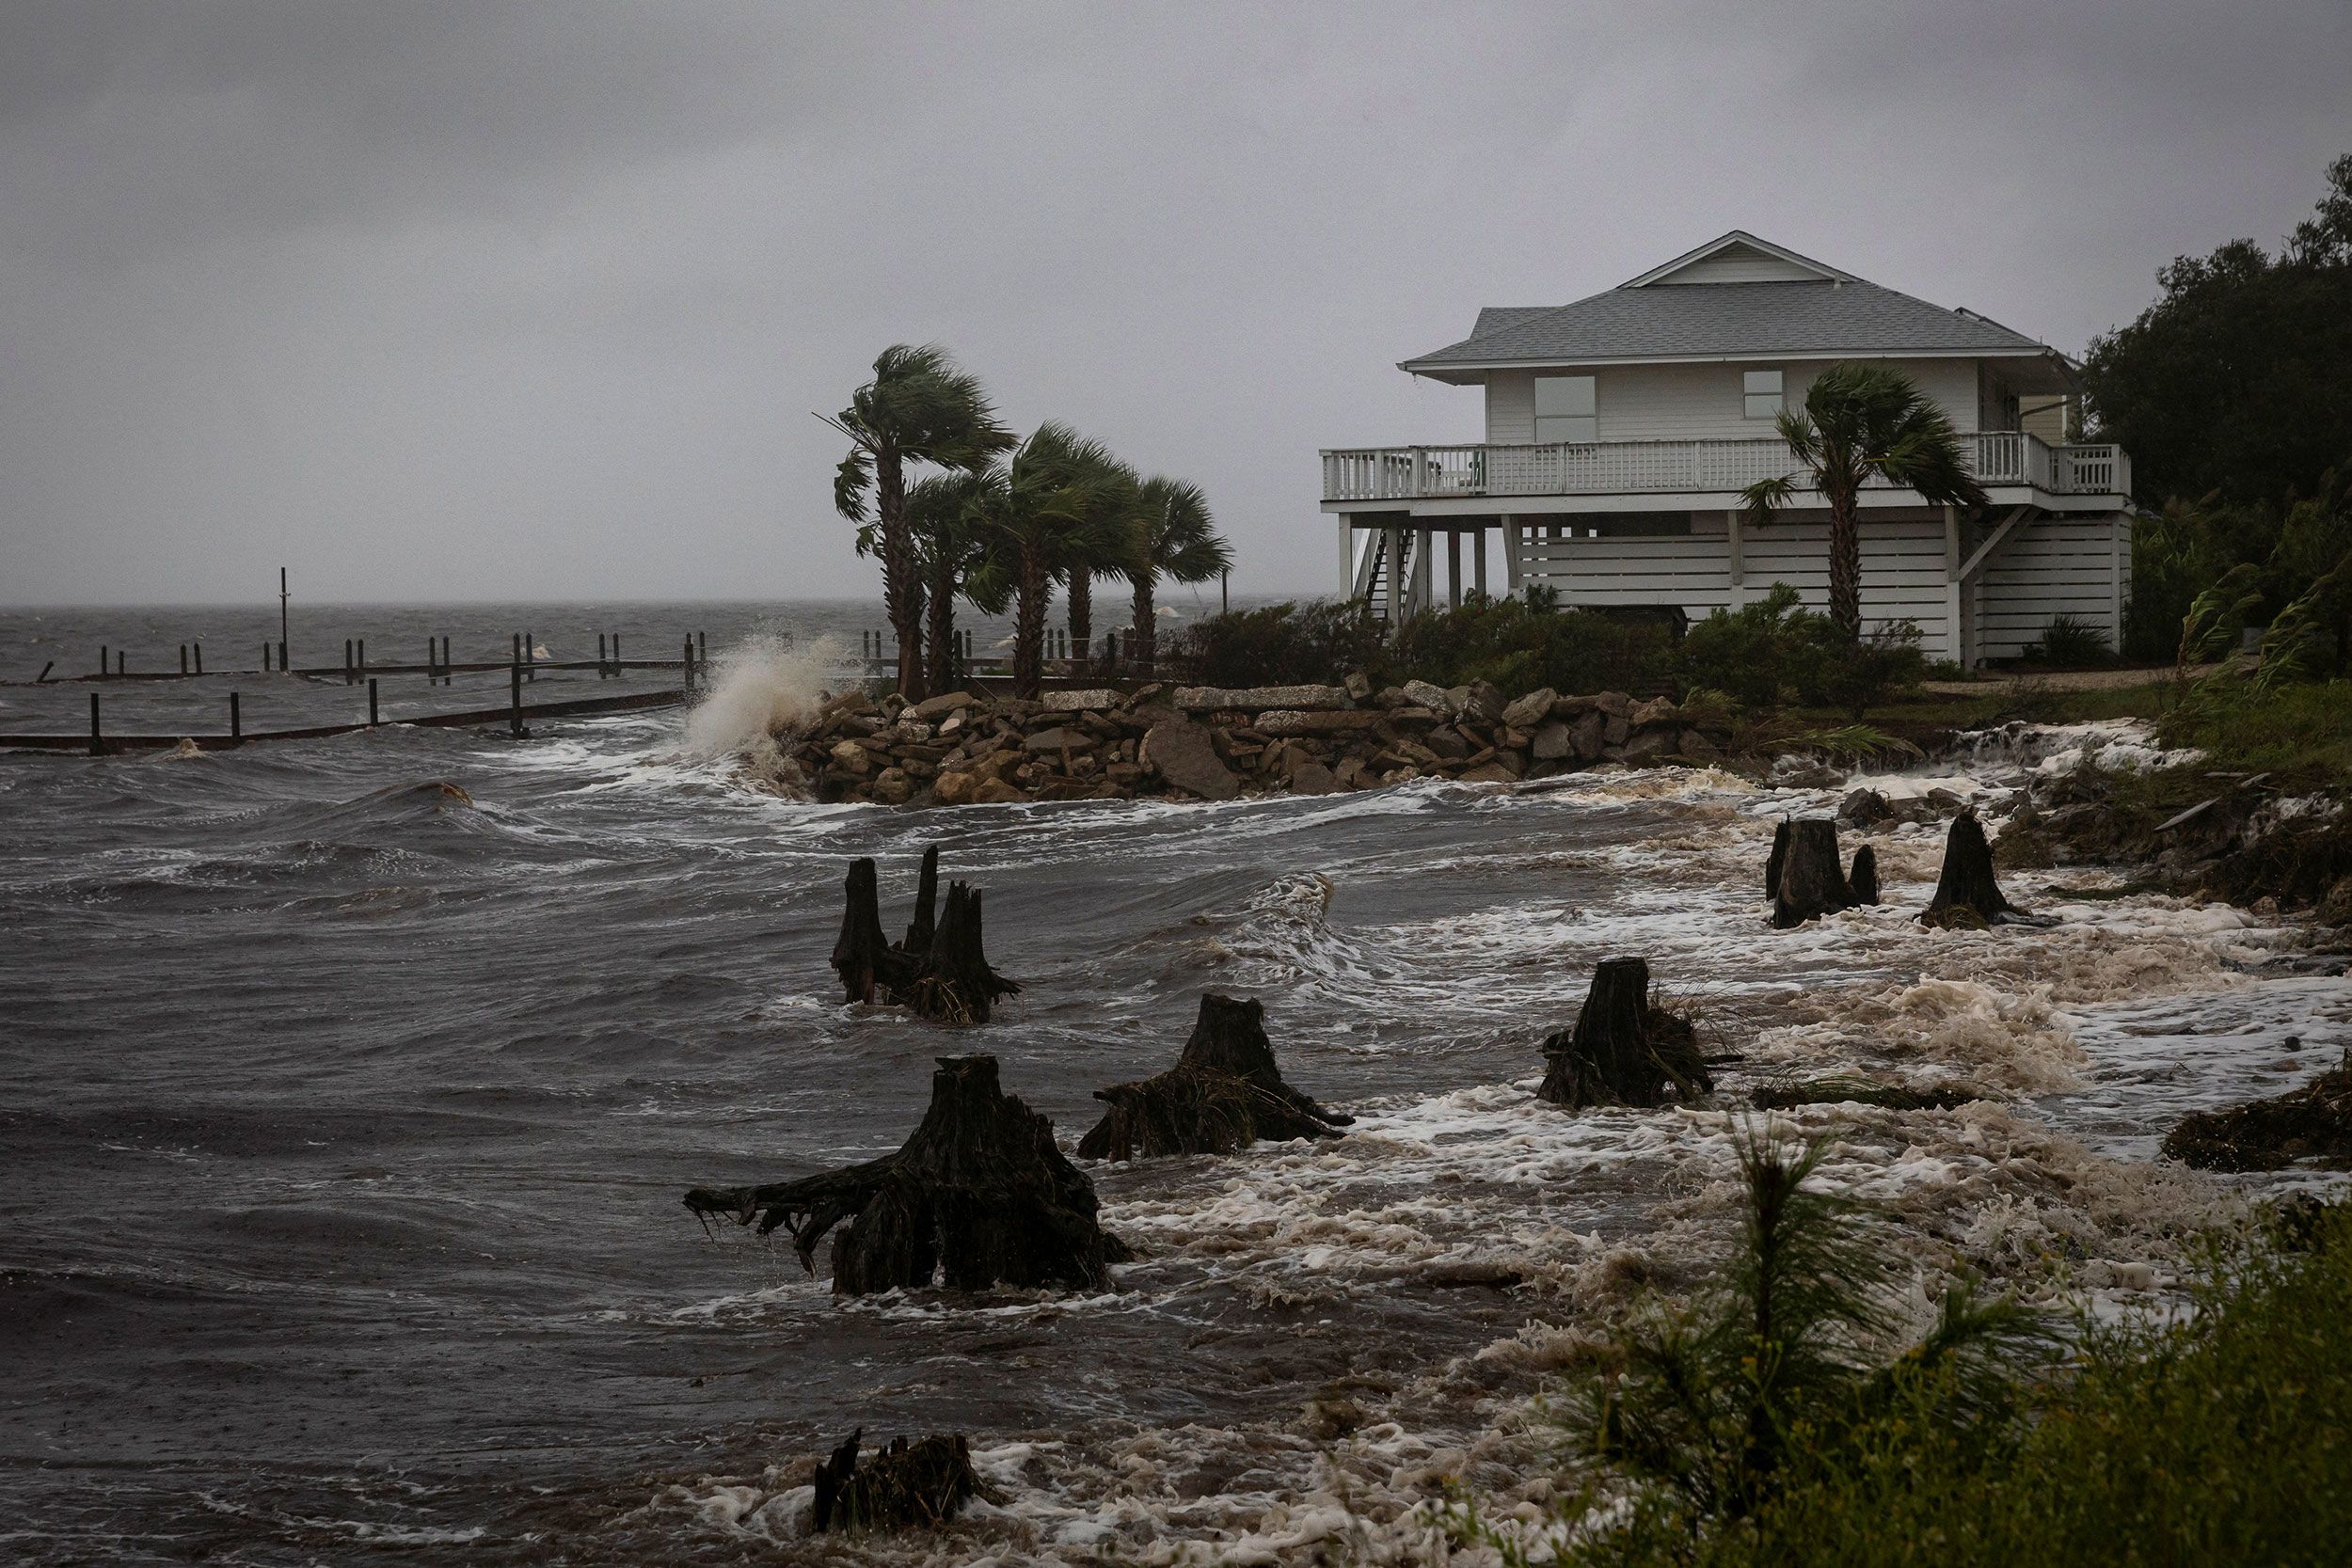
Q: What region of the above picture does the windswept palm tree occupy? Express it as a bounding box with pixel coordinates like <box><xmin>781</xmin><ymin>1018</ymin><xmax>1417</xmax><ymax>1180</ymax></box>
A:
<box><xmin>1125</xmin><ymin>476</ymin><xmax>1231</xmax><ymax>675</ymax></box>
<box><xmin>985</xmin><ymin>422</ymin><xmax>1129</xmax><ymax>698</ymax></box>
<box><xmin>830</xmin><ymin>345</ymin><xmax>1014</xmax><ymax>702</ymax></box>
<box><xmin>1740</xmin><ymin>362</ymin><xmax>1989</xmax><ymax>638</ymax></box>
<box><xmin>906</xmin><ymin>467</ymin><xmax>1006</xmax><ymax>695</ymax></box>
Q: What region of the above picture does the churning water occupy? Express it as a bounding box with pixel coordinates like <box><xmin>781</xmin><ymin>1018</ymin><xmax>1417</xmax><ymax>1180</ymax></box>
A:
<box><xmin>3</xmin><ymin>602</ymin><xmax>2346</xmax><ymax>1565</ymax></box>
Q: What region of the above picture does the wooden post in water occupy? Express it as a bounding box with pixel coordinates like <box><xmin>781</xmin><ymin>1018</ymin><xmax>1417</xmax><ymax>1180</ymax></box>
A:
<box><xmin>343</xmin><ymin>639</ymin><xmax>353</xmax><ymax>684</ymax></box>
<box><xmin>278</xmin><ymin>566</ymin><xmax>290</xmax><ymax>668</ymax></box>
<box><xmin>116</xmin><ymin>649</ymin><xmax>125</xmax><ymax>675</ymax></box>
<box><xmin>88</xmin><ymin>693</ymin><xmax>102</xmax><ymax>757</ymax></box>
<box><xmin>230</xmin><ymin>691</ymin><xmax>241</xmax><ymax>739</ymax></box>
<box><xmin>358</xmin><ymin>639</ymin><xmax>366</xmax><ymax>676</ymax></box>
<box><xmin>264</xmin><ymin>642</ymin><xmax>272</xmax><ymax>672</ymax></box>
<box><xmin>278</xmin><ymin>639</ymin><xmax>287</xmax><ymax>673</ymax></box>
<box><xmin>525</xmin><ymin>631</ymin><xmax>535</xmax><ymax>682</ymax></box>
<box><xmin>100</xmin><ymin>644</ymin><xmax>107</xmax><ymax>675</ymax></box>
<box><xmin>194</xmin><ymin>642</ymin><xmax>203</xmax><ymax>675</ymax></box>
<box><xmin>682</xmin><ymin>636</ymin><xmax>694</xmax><ymax>690</ymax></box>
<box><xmin>509</xmin><ymin>658</ymin><xmax>524</xmax><ymax>737</ymax></box>
<box><xmin>368</xmin><ymin>678</ymin><xmax>379</xmax><ymax>727</ymax></box>
<box><xmin>442</xmin><ymin>636</ymin><xmax>452</xmax><ymax>685</ymax></box>
<box><xmin>698</xmin><ymin>631</ymin><xmax>707</xmax><ymax>672</ymax></box>
<box><xmin>598</xmin><ymin>633</ymin><xmax>608</xmax><ymax>678</ymax></box>
<box><xmin>180</xmin><ymin>644</ymin><xmax>188</xmax><ymax>675</ymax></box>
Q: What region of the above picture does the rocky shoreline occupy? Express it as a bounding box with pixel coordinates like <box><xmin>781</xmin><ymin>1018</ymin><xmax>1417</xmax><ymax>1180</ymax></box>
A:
<box><xmin>776</xmin><ymin>677</ymin><xmax>1737</xmax><ymax>806</ymax></box>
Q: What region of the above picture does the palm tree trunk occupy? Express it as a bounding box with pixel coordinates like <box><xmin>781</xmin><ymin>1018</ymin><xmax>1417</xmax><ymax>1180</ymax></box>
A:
<box><xmin>1013</xmin><ymin>546</ymin><xmax>1046</xmax><ymax>700</ymax></box>
<box><xmin>1131</xmin><ymin>575</ymin><xmax>1156</xmax><ymax>676</ymax></box>
<box><xmin>1066</xmin><ymin>567</ymin><xmax>1091</xmax><ymax>670</ymax></box>
<box><xmin>924</xmin><ymin>551</ymin><xmax>957</xmax><ymax>695</ymax></box>
<box><xmin>1825</xmin><ymin>483</ymin><xmax>1863</xmax><ymax>639</ymax></box>
<box><xmin>877</xmin><ymin>454</ymin><xmax>928</xmax><ymax>702</ymax></box>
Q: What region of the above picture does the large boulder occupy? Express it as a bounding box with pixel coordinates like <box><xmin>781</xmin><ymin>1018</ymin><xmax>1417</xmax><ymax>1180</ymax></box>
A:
<box><xmin>829</xmin><ymin>738</ymin><xmax>873</xmax><ymax>777</ymax></box>
<box><xmin>1501</xmin><ymin>688</ymin><xmax>1557</xmax><ymax>730</ymax></box>
<box><xmin>1401</xmin><ymin>679</ymin><xmax>1454</xmax><ymax>712</ymax></box>
<box><xmin>1041</xmin><ymin>689</ymin><xmax>1121</xmax><ymax>713</ymax></box>
<box><xmin>1454</xmin><ymin>680</ymin><xmax>1505</xmax><ymax>722</ymax></box>
<box><xmin>1531</xmin><ymin>720</ymin><xmax>1576</xmax><ymax>761</ymax></box>
<box><xmin>1173</xmin><ymin>684</ymin><xmax>1351</xmax><ymax>712</ymax></box>
<box><xmin>1023</xmin><ymin>726</ymin><xmax>1090</xmax><ymax>754</ymax></box>
<box><xmin>911</xmin><ymin>690</ymin><xmax>981</xmax><ymax>721</ymax></box>
<box><xmin>1255</xmin><ymin>708</ymin><xmax>1383</xmax><ymax>736</ymax></box>
<box><xmin>932</xmin><ymin>770</ymin><xmax>982</xmax><ymax>806</ymax></box>
<box><xmin>1570</xmin><ymin>709</ymin><xmax>1609</xmax><ymax>760</ymax></box>
<box><xmin>1140</xmin><ymin>718</ymin><xmax>1241</xmax><ymax>801</ymax></box>
<box><xmin>1287</xmin><ymin>761</ymin><xmax>1342</xmax><ymax>795</ymax></box>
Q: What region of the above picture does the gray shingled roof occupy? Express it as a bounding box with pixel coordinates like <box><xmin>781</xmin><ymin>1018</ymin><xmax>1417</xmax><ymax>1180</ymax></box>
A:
<box><xmin>1409</xmin><ymin>279</ymin><xmax>2049</xmax><ymax>370</ymax></box>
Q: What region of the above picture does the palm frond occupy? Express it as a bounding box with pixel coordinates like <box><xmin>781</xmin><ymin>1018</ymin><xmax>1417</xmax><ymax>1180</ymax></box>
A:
<box><xmin>1741</xmin><ymin>473</ymin><xmax>1802</xmax><ymax>525</ymax></box>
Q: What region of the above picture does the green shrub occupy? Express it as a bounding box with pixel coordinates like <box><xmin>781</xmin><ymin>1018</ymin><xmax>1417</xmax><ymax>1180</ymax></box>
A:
<box><xmin>1385</xmin><ymin>588</ymin><xmax>1677</xmax><ymax>696</ymax></box>
<box><xmin>1159</xmin><ymin>598</ymin><xmax>1384</xmax><ymax>688</ymax></box>
<box><xmin>2019</xmin><ymin>612</ymin><xmax>2116</xmax><ymax>668</ymax></box>
<box><xmin>1681</xmin><ymin>584</ymin><xmax>1925</xmax><ymax>715</ymax></box>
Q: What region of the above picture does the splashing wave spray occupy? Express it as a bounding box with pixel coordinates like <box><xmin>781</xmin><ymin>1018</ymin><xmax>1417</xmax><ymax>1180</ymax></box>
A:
<box><xmin>679</xmin><ymin>634</ymin><xmax>850</xmax><ymax>786</ymax></box>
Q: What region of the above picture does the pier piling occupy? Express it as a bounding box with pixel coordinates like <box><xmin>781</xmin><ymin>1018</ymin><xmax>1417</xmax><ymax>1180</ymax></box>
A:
<box><xmin>230</xmin><ymin>692</ymin><xmax>241</xmax><ymax>739</ymax></box>
<box><xmin>368</xmin><ymin>678</ymin><xmax>379</xmax><ymax>727</ymax></box>
<box><xmin>194</xmin><ymin>642</ymin><xmax>203</xmax><ymax>675</ymax></box>
<box><xmin>509</xmin><ymin>660</ymin><xmax>525</xmax><ymax>737</ymax></box>
<box><xmin>179</xmin><ymin>645</ymin><xmax>188</xmax><ymax>676</ymax></box>
<box><xmin>88</xmin><ymin>693</ymin><xmax>101</xmax><ymax>757</ymax></box>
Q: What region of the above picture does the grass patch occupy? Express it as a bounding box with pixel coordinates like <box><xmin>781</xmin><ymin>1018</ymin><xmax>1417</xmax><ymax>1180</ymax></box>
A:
<box><xmin>1447</xmin><ymin>1148</ymin><xmax>2352</xmax><ymax>1568</ymax></box>
<box><xmin>2158</xmin><ymin>677</ymin><xmax>2352</xmax><ymax>783</ymax></box>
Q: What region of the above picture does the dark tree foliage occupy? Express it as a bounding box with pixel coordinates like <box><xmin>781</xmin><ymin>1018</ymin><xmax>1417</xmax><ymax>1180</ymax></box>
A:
<box><xmin>2083</xmin><ymin>154</ymin><xmax>2352</xmax><ymax>511</ymax></box>
<box><xmin>1684</xmin><ymin>585</ymin><xmax>1924</xmax><ymax>715</ymax></box>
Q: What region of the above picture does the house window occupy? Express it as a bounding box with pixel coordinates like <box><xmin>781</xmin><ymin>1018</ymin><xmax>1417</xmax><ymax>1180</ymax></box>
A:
<box><xmin>1743</xmin><ymin>369</ymin><xmax>1784</xmax><ymax>420</ymax></box>
<box><xmin>1534</xmin><ymin>375</ymin><xmax>1597</xmax><ymax>444</ymax></box>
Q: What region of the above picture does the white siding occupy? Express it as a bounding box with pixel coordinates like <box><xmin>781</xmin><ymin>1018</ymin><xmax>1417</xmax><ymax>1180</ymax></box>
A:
<box><xmin>1970</xmin><ymin>514</ymin><xmax>2130</xmax><ymax>660</ymax></box>
<box><xmin>1484</xmin><ymin>358</ymin><xmax>1980</xmax><ymax>445</ymax></box>
<box><xmin>1649</xmin><ymin>245</ymin><xmax>1824</xmax><ymax>285</ymax></box>
<box><xmin>1516</xmin><ymin>510</ymin><xmax>1958</xmax><ymax>653</ymax></box>
<box><xmin>1486</xmin><ymin>371</ymin><xmax>1534</xmax><ymax>443</ymax></box>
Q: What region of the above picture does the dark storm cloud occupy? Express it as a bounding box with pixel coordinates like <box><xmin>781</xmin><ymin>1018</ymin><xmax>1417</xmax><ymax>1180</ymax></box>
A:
<box><xmin>2</xmin><ymin>0</ymin><xmax>2347</xmax><ymax>605</ymax></box>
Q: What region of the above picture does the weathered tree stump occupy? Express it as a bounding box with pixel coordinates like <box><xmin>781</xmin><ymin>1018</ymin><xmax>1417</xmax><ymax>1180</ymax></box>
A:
<box><xmin>1537</xmin><ymin>957</ymin><xmax>1712</xmax><ymax>1109</ymax></box>
<box><xmin>1765</xmin><ymin>817</ymin><xmax>1790</xmax><ymax>898</ymax></box>
<box><xmin>684</xmin><ymin>1053</ymin><xmax>1126</xmax><ymax>1294</ymax></box>
<box><xmin>832</xmin><ymin>857</ymin><xmax>911</xmax><ymax>1005</ymax></box>
<box><xmin>900</xmin><ymin>843</ymin><xmax>941</xmax><ymax>958</ymax></box>
<box><xmin>827</xmin><ymin>850</ymin><xmax>1021</xmax><ymax>1022</ymax></box>
<box><xmin>1772</xmin><ymin>818</ymin><xmax>1857</xmax><ymax>927</ymax></box>
<box><xmin>811</xmin><ymin>1430</ymin><xmax>993</xmax><ymax>1534</ymax></box>
<box><xmin>1077</xmin><ymin>994</ymin><xmax>1352</xmax><ymax>1161</ymax></box>
<box><xmin>1849</xmin><ymin>844</ymin><xmax>1881</xmax><ymax>906</ymax></box>
<box><xmin>1919</xmin><ymin>811</ymin><xmax>2020</xmax><ymax>928</ymax></box>
<box><xmin>904</xmin><ymin>881</ymin><xmax>1020</xmax><ymax>1023</ymax></box>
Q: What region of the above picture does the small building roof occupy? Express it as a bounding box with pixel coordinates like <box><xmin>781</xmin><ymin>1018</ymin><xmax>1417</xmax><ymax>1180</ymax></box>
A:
<box><xmin>1406</xmin><ymin>231</ymin><xmax>2064</xmax><ymax>384</ymax></box>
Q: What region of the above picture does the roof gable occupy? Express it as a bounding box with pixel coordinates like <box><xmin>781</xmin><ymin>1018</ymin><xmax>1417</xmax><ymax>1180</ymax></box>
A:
<box><xmin>1622</xmin><ymin>230</ymin><xmax>1853</xmax><ymax>288</ymax></box>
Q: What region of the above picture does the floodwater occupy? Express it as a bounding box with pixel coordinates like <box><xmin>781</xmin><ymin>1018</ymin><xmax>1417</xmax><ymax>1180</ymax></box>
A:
<box><xmin>3</xmin><ymin>603</ymin><xmax>2346</xmax><ymax>1565</ymax></box>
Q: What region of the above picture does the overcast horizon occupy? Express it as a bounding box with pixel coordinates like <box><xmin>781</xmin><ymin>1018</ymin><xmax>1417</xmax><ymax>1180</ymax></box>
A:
<box><xmin>6</xmin><ymin>0</ymin><xmax>2349</xmax><ymax>610</ymax></box>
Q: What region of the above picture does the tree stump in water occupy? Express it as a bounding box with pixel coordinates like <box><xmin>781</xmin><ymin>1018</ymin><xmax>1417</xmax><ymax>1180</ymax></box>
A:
<box><xmin>1772</xmin><ymin>818</ymin><xmax>1857</xmax><ymax>927</ymax></box>
<box><xmin>811</xmin><ymin>1430</ymin><xmax>993</xmax><ymax>1534</ymax></box>
<box><xmin>1537</xmin><ymin>957</ymin><xmax>1712</xmax><ymax>1109</ymax></box>
<box><xmin>827</xmin><ymin>850</ymin><xmax>1020</xmax><ymax>1022</ymax></box>
<box><xmin>1077</xmin><ymin>994</ymin><xmax>1352</xmax><ymax>1161</ymax></box>
<box><xmin>1765</xmin><ymin>817</ymin><xmax>1790</xmax><ymax>899</ymax></box>
<box><xmin>1919</xmin><ymin>811</ymin><xmax>2019</xmax><ymax>927</ymax></box>
<box><xmin>1849</xmin><ymin>844</ymin><xmax>1881</xmax><ymax>906</ymax></box>
<box><xmin>683</xmin><ymin>1053</ymin><xmax>1125</xmax><ymax>1295</ymax></box>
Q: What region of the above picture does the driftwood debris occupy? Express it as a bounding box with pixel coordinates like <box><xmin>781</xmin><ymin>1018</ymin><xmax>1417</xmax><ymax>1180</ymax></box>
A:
<box><xmin>811</xmin><ymin>1430</ymin><xmax>993</xmax><ymax>1534</ymax></box>
<box><xmin>1538</xmin><ymin>957</ymin><xmax>1713</xmax><ymax>1110</ymax></box>
<box><xmin>1077</xmin><ymin>994</ymin><xmax>1352</xmax><ymax>1161</ymax></box>
<box><xmin>829</xmin><ymin>849</ymin><xmax>1020</xmax><ymax>1022</ymax></box>
<box><xmin>1849</xmin><ymin>844</ymin><xmax>1881</xmax><ymax>906</ymax></box>
<box><xmin>683</xmin><ymin>1053</ymin><xmax>1126</xmax><ymax>1295</ymax></box>
<box><xmin>2161</xmin><ymin>1055</ymin><xmax>2352</xmax><ymax>1172</ymax></box>
<box><xmin>1753</xmin><ymin>1074</ymin><xmax>1978</xmax><ymax>1112</ymax></box>
<box><xmin>1772</xmin><ymin>818</ymin><xmax>1858</xmax><ymax>927</ymax></box>
<box><xmin>1919</xmin><ymin>811</ymin><xmax>2021</xmax><ymax>928</ymax></box>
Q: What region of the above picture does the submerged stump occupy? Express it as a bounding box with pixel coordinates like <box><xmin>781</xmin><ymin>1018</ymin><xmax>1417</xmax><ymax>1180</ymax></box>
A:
<box><xmin>1538</xmin><ymin>957</ymin><xmax>1712</xmax><ymax>1110</ymax></box>
<box><xmin>811</xmin><ymin>1430</ymin><xmax>993</xmax><ymax>1534</ymax></box>
<box><xmin>1077</xmin><ymin>994</ymin><xmax>1352</xmax><ymax>1161</ymax></box>
<box><xmin>1920</xmin><ymin>811</ymin><xmax>2020</xmax><ymax>928</ymax></box>
<box><xmin>1772</xmin><ymin>818</ymin><xmax>1857</xmax><ymax>927</ymax></box>
<box><xmin>1765</xmin><ymin>817</ymin><xmax>1790</xmax><ymax>899</ymax></box>
<box><xmin>684</xmin><ymin>1053</ymin><xmax>1125</xmax><ymax>1295</ymax></box>
<box><xmin>2161</xmin><ymin>1055</ymin><xmax>2352</xmax><ymax>1172</ymax></box>
<box><xmin>827</xmin><ymin>848</ymin><xmax>1021</xmax><ymax>1022</ymax></box>
<box><xmin>1849</xmin><ymin>844</ymin><xmax>1881</xmax><ymax>906</ymax></box>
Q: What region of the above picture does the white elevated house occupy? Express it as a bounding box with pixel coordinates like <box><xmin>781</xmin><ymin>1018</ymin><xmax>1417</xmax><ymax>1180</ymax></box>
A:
<box><xmin>1322</xmin><ymin>232</ymin><xmax>2133</xmax><ymax>663</ymax></box>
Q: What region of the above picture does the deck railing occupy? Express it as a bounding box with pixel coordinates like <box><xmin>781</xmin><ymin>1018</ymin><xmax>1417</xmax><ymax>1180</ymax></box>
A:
<box><xmin>1321</xmin><ymin>433</ymin><xmax>2130</xmax><ymax>501</ymax></box>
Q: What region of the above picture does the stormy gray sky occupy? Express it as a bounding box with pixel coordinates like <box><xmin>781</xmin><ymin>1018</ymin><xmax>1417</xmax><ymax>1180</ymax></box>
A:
<box><xmin>4</xmin><ymin>1</ymin><xmax>2348</xmax><ymax>607</ymax></box>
